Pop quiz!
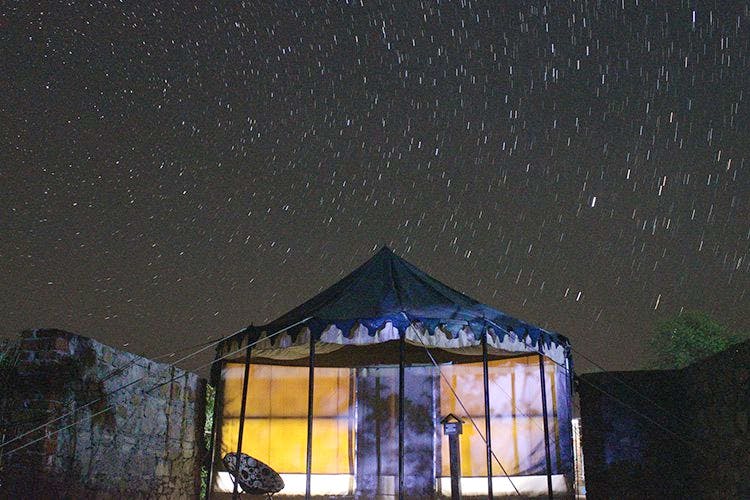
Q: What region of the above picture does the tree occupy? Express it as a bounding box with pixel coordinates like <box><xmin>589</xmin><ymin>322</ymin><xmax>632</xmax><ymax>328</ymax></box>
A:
<box><xmin>651</xmin><ymin>311</ymin><xmax>743</xmax><ymax>369</ymax></box>
<box><xmin>200</xmin><ymin>383</ymin><xmax>216</xmax><ymax>499</ymax></box>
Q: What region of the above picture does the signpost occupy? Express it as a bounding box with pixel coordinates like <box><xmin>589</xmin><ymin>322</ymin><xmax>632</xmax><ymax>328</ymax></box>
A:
<box><xmin>441</xmin><ymin>413</ymin><xmax>465</xmax><ymax>500</ymax></box>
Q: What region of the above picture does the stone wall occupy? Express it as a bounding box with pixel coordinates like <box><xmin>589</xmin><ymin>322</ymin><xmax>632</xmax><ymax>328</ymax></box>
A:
<box><xmin>0</xmin><ymin>329</ymin><xmax>206</xmax><ymax>499</ymax></box>
<box><xmin>578</xmin><ymin>340</ymin><xmax>750</xmax><ymax>499</ymax></box>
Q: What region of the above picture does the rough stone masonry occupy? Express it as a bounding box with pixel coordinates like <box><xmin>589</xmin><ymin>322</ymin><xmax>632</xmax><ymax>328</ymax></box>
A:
<box><xmin>0</xmin><ymin>329</ymin><xmax>206</xmax><ymax>499</ymax></box>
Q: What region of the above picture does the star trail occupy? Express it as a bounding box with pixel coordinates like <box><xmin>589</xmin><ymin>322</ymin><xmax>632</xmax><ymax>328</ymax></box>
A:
<box><xmin>2</xmin><ymin>1</ymin><xmax>749</xmax><ymax>373</ymax></box>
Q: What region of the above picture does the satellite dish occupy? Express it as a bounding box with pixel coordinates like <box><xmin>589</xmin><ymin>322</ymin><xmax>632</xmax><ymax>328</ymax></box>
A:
<box><xmin>223</xmin><ymin>452</ymin><xmax>285</xmax><ymax>497</ymax></box>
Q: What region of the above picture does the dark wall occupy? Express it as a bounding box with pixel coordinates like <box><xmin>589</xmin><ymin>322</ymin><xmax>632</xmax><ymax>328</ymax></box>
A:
<box><xmin>683</xmin><ymin>341</ymin><xmax>750</xmax><ymax>499</ymax></box>
<box><xmin>578</xmin><ymin>341</ymin><xmax>750</xmax><ymax>500</ymax></box>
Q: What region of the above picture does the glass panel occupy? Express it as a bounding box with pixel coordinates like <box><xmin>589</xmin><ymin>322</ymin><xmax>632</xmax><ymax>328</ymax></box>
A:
<box><xmin>310</xmin><ymin>367</ymin><xmax>354</xmax><ymax>474</ymax></box>
<box><xmin>268</xmin><ymin>367</ymin><xmax>307</xmax><ymax>416</ymax></box>
<box><xmin>218</xmin><ymin>352</ymin><xmax>570</xmax><ymax>497</ymax></box>
<box><xmin>220</xmin><ymin>363</ymin><xmax>355</xmax><ymax>476</ymax></box>
<box><xmin>403</xmin><ymin>364</ymin><xmax>439</xmax><ymax>496</ymax></box>
<box><xmin>438</xmin><ymin>357</ymin><xmax>561</xmax><ymax>478</ymax></box>
<box><xmin>355</xmin><ymin>366</ymin><xmax>398</xmax><ymax>496</ymax></box>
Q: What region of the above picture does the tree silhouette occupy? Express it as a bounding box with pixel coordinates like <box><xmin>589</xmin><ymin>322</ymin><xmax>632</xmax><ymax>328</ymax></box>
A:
<box><xmin>651</xmin><ymin>311</ymin><xmax>743</xmax><ymax>369</ymax></box>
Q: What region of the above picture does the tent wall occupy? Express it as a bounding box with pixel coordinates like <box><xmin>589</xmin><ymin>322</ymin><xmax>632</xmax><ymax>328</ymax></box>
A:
<box><xmin>213</xmin><ymin>354</ymin><xmax>573</xmax><ymax>497</ymax></box>
<box><xmin>439</xmin><ymin>356</ymin><xmax>569</xmax><ymax>477</ymax></box>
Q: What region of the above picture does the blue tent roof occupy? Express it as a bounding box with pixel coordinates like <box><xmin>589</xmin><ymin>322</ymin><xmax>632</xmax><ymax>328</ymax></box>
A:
<box><xmin>251</xmin><ymin>247</ymin><xmax>569</xmax><ymax>353</ymax></box>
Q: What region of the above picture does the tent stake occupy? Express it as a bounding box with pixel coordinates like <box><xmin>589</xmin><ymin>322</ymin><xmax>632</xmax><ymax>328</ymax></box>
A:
<box><xmin>398</xmin><ymin>328</ymin><xmax>405</xmax><ymax>500</ymax></box>
<box><xmin>305</xmin><ymin>330</ymin><xmax>316</xmax><ymax>499</ymax></box>
<box><xmin>232</xmin><ymin>341</ymin><xmax>253</xmax><ymax>500</ymax></box>
<box><xmin>482</xmin><ymin>331</ymin><xmax>494</xmax><ymax>498</ymax></box>
<box><xmin>538</xmin><ymin>349</ymin><xmax>553</xmax><ymax>499</ymax></box>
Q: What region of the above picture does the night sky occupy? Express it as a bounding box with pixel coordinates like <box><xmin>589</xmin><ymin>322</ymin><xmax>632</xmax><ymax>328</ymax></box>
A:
<box><xmin>2</xmin><ymin>1</ymin><xmax>748</xmax><ymax>375</ymax></box>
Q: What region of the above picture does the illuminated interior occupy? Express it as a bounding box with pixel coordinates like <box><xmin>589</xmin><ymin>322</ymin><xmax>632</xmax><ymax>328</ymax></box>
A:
<box><xmin>215</xmin><ymin>352</ymin><xmax>572</xmax><ymax>497</ymax></box>
<box><xmin>220</xmin><ymin>363</ymin><xmax>355</xmax><ymax>475</ymax></box>
<box><xmin>439</xmin><ymin>356</ymin><xmax>562</xmax><ymax>477</ymax></box>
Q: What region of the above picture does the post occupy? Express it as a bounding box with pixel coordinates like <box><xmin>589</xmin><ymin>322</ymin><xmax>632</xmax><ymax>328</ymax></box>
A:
<box><xmin>566</xmin><ymin>356</ymin><xmax>576</xmax><ymax>487</ymax></box>
<box><xmin>482</xmin><ymin>331</ymin><xmax>494</xmax><ymax>498</ymax></box>
<box><xmin>449</xmin><ymin>436</ymin><xmax>461</xmax><ymax>500</ymax></box>
<box><xmin>442</xmin><ymin>414</ymin><xmax>464</xmax><ymax>500</ymax></box>
<box><xmin>305</xmin><ymin>330</ymin><xmax>316</xmax><ymax>499</ymax></box>
<box><xmin>398</xmin><ymin>328</ymin><xmax>406</xmax><ymax>500</ymax></box>
<box><xmin>232</xmin><ymin>341</ymin><xmax>253</xmax><ymax>499</ymax></box>
<box><xmin>538</xmin><ymin>350</ymin><xmax>553</xmax><ymax>499</ymax></box>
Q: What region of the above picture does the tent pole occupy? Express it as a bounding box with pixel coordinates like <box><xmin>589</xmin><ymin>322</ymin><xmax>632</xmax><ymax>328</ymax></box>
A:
<box><xmin>205</xmin><ymin>360</ymin><xmax>224</xmax><ymax>500</ymax></box>
<box><xmin>482</xmin><ymin>330</ymin><xmax>494</xmax><ymax>499</ymax></box>
<box><xmin>398</xmin><ymin>328</ymin><xmax>406</xmax><ymax>500</ymax></box>
<box><xmin>538</xmin><ymin>348</ymin><xmax>553</xmax><ymax>499</ymax></box>
<box><xmin>232</xmin><ymin>340</ymin><xmax>253</xmax><ymax>500</ymax></box>
<box><xmin>305</xmin><ymin>331</ymin><xmax>316</xmax><ymax>499</ymax></box>
<box><xmin>566</xmin><ymin>356</ymin><xmax>576</xmax><ymax>488</ymax></box>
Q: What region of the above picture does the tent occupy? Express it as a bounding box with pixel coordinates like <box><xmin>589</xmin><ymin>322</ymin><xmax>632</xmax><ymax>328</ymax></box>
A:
<box><xmin>208</xmin><ymin>247</ymin><xmax>574</xmax><ymax>498</ymax></box>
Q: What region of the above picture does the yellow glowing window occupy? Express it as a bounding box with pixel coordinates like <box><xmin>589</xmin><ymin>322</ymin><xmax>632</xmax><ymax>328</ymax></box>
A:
<box><xmin>221</xmin><ymin>363</ymin><xmax>355</xmax><ymax>475</ymax></box>
<box><xmin>439</xmin><ymin>357</ymin><xmax>559</xmax><ymax>477</ymax></box>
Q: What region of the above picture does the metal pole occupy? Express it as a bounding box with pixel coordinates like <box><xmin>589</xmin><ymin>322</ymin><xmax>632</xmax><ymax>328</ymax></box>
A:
<box><xmin>305</xmin><ymin>331</ymin><xmax>316</xmax><ymax>499</ymax></box>
<box><xmin>448</xmin><ymin>432</ymin><xmax>462</xmax><ymax>500</ymax></box>
<box><xmin>566</xmin><ymin>356</ymin><xmax>576</xmax><ymax>489</ymax></box>
<box><xmin>482</xmin><ymin>331</ymin><xmax>494</xmax><ymax>499</ymax></box>
<box><xmin>398</xmin><ymin>329</ymin><xmax>406</xmax><ymax>500</ymax></box>
<box><xmin>232</xmin><ymin>341</ymin><xmax>253</xmax><ymax>499</ymax></box>
<box><xmin>538</xmin><ymin>349</ymin><xmax>554</xmax><ymax>499</ymax></box>
<box><xmin>206</xmin><ymin>360</ymin><xmax>224</xmax><ymax>500</ymax></box>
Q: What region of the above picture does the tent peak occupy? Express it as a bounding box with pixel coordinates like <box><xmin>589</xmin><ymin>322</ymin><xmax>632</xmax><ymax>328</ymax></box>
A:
<box><xmin>375</xmin><ymin>245</ymin><xmax>396</xmax><ymax>256</ymax></box>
